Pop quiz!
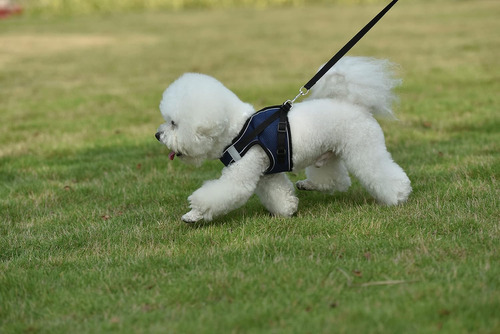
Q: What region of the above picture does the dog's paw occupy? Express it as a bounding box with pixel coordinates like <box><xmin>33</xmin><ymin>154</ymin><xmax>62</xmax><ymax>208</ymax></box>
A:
<box><xmin>296</xmin><ymin>179</ymin><xmax>316</xmax><ymax>191</ymax></box>
<box><xmin>280</xmin><ymin>196</ymin><xmax>299</xmax><ymax>217</ymax></box>
<box><xmin>182</xmin><ymin>210</ymin><xmax>203</xmax><ymax>223</ymax></box>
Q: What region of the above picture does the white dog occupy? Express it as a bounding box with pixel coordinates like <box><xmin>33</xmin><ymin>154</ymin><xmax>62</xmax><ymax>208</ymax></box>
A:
<box><xmin>156</xmin><ymin>57</ymin><xmax>411</xmax><ymax>223</ymax></box>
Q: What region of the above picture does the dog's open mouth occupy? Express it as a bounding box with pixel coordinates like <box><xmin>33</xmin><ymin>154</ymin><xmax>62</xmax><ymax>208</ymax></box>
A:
<box><xmin>169</xmin><ymin>151</ymin><xmax>182</xmax><ymax>160</ymax></box>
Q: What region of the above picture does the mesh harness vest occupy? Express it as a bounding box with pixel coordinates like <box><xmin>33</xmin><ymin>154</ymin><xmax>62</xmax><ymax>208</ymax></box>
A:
<box><xmin>220</xmin><ymin>103</ymin><xmax>293</xmax><ymax>174</ymax></box>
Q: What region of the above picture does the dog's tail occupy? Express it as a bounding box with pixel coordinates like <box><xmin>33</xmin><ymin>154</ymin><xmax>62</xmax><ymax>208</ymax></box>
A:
<box><xmin>306</xmin><ymin>56</ymin><xmax>402</xmax><ymax>119</ymax></box>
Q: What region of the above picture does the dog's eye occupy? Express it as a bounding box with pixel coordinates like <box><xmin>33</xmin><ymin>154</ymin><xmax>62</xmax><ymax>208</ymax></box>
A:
<box><xmin>171</xmin><ymin>120</ymin><xmax>177</xmax><ymax>127</ymax></box>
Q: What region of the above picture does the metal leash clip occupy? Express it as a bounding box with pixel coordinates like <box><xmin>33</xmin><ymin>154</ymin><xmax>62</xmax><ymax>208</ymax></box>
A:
<box><xmin>285</xmin><ymin>86</ymin><xmax>309</xmax><ymax>108</ymax></box>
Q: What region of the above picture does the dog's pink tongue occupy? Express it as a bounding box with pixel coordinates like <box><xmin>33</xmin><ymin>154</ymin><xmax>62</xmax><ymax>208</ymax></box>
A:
<box><xmin>169</xmin><ymin>151</ymin><xmax>176</xmax><ymax>160</ymax></box>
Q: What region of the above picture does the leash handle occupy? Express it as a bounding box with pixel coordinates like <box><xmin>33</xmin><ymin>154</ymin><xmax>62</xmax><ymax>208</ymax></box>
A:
<box><xmin>294</xmin><ymin>0</ymin><xmax>399</xmax><ymax>99</ymax></box>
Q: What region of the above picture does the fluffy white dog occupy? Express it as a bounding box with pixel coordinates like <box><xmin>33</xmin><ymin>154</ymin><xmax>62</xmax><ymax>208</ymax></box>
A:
<box><xmin>156</xmin><ymin>57</ymin><xmax>411</xmax><ymax>223</ymax></box>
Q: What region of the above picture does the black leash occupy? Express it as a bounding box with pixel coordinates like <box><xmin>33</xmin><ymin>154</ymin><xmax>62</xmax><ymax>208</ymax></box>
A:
<box><xmin>288</xmin><ymin>0</ymin><xmax>399</xmax><ymax>105</ymax></box>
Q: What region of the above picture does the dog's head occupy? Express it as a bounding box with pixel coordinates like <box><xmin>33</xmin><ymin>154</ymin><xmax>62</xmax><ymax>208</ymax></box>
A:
<box><xmin>155</xmin><ymin>73</ymin><xmax>253</xmax><ymax>166</ymax></box>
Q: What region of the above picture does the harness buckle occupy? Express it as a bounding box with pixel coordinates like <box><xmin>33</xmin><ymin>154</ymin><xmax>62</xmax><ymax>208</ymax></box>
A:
<box><xmin>278</xmin><ymin>121</ymin><xmax>287</xmax><ymax>133</ymax></box>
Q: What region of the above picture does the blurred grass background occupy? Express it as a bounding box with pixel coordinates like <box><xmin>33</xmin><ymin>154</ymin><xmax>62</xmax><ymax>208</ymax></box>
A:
<box><xmin>17</xmin><ymin>0</ymin><xmax>452</xmax><ymax>16</ymax></box>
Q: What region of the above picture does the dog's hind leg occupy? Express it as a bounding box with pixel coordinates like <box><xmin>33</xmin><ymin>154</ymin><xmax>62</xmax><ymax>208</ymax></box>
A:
<box><xmin>256</xmin><ymin>173</ymin><xmax>298</xmax><ymax>217</ymax></box>
<box><xmin>341</xmin><ymin>127</ymin><xmax>411</xmax><ymax>206</ymax></box>
<box><xmin>296</xmin><ymin>154</ymin><xmax>352</xmax><ymax>193</ymax></box>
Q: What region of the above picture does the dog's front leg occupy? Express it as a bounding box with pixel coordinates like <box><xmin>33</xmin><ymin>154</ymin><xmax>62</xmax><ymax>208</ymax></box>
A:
<box><xmin>255</xmin><ymin>173</ymin><xmax>298</xmax><ymax>217</ymax></box>
<box><xmin>182</xmin><ymin>147</ymin><xmax>269</xmax><ymax>223</ymax></box>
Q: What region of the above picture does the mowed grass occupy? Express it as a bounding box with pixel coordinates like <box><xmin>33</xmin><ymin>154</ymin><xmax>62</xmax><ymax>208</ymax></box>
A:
<box><xmin>1</xmin><ymin>1</ymin><xmax>499</xmax><ymax>333</ymax></box>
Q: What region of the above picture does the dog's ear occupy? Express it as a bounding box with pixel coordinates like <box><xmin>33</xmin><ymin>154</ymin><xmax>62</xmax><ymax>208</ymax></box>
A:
<box><xmin>195</xmin><ymin>120</ymin><xmax>227</xmax><ymax>139</ymax></box>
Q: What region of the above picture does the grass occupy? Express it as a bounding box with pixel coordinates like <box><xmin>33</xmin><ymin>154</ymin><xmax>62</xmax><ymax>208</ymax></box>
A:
<box><xmin>1</xmin><ymin>0</ymin><xmax>499</xmax><ymax>333</ymax></box>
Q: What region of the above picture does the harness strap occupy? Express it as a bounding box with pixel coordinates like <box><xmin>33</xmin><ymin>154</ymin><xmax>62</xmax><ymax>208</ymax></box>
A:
<box><xmin>276</xmin><ymin>102</ymin><xmax>291</xmax><ymax>164</ymax></box>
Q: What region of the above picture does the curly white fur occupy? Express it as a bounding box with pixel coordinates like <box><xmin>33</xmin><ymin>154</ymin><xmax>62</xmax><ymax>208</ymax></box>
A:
<box><xmin>156</xmin><ymin>57</ymin><xmax>411</xmax><ymax>223</ymax></box>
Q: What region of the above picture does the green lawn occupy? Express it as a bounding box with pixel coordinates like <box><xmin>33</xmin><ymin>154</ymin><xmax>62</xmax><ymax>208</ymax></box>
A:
<box><xmin>1</xmin><ymin>1</ymin><xmax>499</xmax><ymax>333</ymax></box>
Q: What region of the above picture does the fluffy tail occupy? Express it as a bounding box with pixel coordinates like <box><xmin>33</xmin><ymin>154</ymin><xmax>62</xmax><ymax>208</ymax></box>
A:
<box><xmin>306</xmin><ymin>56</ymin><xmax>402</xmax><ymax>119</ymax></box>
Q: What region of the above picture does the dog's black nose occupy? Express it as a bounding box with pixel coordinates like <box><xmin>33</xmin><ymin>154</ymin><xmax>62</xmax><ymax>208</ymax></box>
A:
<box><xmin>155</xmin><ymin>132</ymin><xmax>162</xmax><ymax>141</ymax></box>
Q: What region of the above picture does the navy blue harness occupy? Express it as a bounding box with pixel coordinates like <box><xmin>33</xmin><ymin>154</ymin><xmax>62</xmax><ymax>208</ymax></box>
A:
<box><xmin>220</xmin><ymin>104</ymin><xmax>293</xmax><ymax>174</ymax></box>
